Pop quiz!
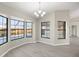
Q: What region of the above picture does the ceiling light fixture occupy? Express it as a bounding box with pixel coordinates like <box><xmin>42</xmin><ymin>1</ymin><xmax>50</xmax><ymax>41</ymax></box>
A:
<box><xmin>34</xmin><ymin>2</ymin><xmax>46</xmax><ymax>18</ymax></box>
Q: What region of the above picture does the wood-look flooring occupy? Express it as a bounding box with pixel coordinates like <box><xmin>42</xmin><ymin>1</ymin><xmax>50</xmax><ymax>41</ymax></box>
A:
<box><xmin>4</xmin><ymin>37</ymin><xmax>79</xmax><ymax>57</ymax></box>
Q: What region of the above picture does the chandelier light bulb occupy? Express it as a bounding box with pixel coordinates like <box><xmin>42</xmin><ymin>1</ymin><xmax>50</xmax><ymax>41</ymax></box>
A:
<box><xmin>41</xmin><ymin>11</ymin><xmax>46</xmax><ymax>17</ymax></box>
<box><xmin>38</xmin><ymin>10</ymin><xmax>42</xmax><ymax>14</ymax></box>
<box><xmin>34</xmin><ymin>12</ymin><xmax>39</xmax><ymax>17</ymax></box>
<box><xmin>34</xmin><ymin>11</ymin><xmax>46</xmax><ymax>17</ymax></box>
<box><xmin>42</xmin><ymin>11</ymin><xmax>46</xmax><ymax>15</ymax></box>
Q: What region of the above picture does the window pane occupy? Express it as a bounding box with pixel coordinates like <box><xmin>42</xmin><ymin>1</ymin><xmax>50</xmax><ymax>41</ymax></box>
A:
<box><xmin>19</xmin><ymin>21</ymin><xmax>23</xmax><ymax>26</ymax></box>
<box><xmin>41</xmin><ymin>22</ymin><xmax>50</xmax><ymax>39</ymax></box>
<box><xmin>27</xmin><ymin>29</ymin><xmax>32</xmax><ymax>37</ymax></box>
<box><xmin>3</xmin><ymin>18</ymin><xmax>6</xmax><ymax>24</ymax></box>
<box><xmin>0</xmin><ymin>17</ymin><xmax>2</xmax><ymax>25</ymax></box>
<box><xmin>3</xmin><ymin>18</ymin><xmax>6</xmax><ymax>29</ymax></box>
<box><xmin>27</xmin><ymin>23</ymin><xmax>32</xmax><ymax>29</ymax></box>
<box><xmin>11</xmin><ymin>20</ymin><xmax>24</xmax><ymax>40</ymax></box>
<box><xmin>11</xmin><ymin>20</ymin><xmax>14</xmax><ymax>25</ymax></box>
<box><xmin>14</xmin><ymin>20</ymin><xmax>19</xmax><ymax>26</ymax></box>
<box><xmin>26</xmin><ymin>22</ymin><xmax>32</xmax><ymax>38</ymax></box>
<box><xmin>0</xmin><ymin>39</ymin><xmax>4</xmax><ymax>44</ymax></box>
<box><xmin>57</xmin><ymin>21</ymin><xmax>66</xmax><ymax>39</ymax></box>
<box><xmin>0</xmin><ymin>16</ymin><xmax>8</xmax><ymax>45</ymax></box>
<box><xmin>3</xmin><ymin>37</ymin><xmax>6</xmax><ymax>42</ymax></box>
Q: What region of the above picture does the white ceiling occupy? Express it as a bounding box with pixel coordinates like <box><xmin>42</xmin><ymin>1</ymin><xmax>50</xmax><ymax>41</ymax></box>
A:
<box><xmin>0</xmin><ymin>2</ymin><xmax>79</xmax><ymax>19</ymax></box>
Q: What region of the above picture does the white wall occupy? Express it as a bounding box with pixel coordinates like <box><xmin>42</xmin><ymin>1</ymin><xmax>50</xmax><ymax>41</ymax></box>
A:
<box><xmin>37</xmin><ymin>10</ymin><xmax>70</xmax><ymax>46</ymax></box>
<box><xmin>0</xmin><ymin>4</ymin><xmax>72</xmax><ymax>56</ymax></box>
<box><xmin>70</xmin><ymin>21</ymin><xmax>79</xmax><ymax>37</ymax></box>
<box><xmin>37</xmin><ymin>13</ymin><xmax>55</xmax><ymax>45</ymax></box>
<box><xmin>70</xmin><ymin>9</ymin><xmax>79</xmax><ymax>19</ymax></box>
<box><xmin>69</xmin><ymin>8</ymin><xmax>79</xmax><ymax>37</ymax></box>
<box><xmin>54</xmin><ymin>10</ymin><xmax>70</xmax><ymax>45</ymax></box>
<box><xmin>0</xmin><ymin>4</ymin><xmax>36</xmax><ymax>56</ymax></box>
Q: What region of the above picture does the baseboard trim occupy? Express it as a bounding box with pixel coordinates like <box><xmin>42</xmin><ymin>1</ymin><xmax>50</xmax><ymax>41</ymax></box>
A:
<box><xmin>52</xmin><ymin>43</ymin><xmax>70</xmax><ymax>46</ymax></box>
<box><xmin>38</xmin><ymin>41</ymin><xmax>54</xmax><ymax>46</ymax></box>
<box><xmin>38</xmin><ymin>41</ymin><xmax>70</xmax><ymax>46</ymax></box>
<box><xmin>1</xmin><ymin>41</ymin><xmax>36</xmax><ymax>57</ymax></box>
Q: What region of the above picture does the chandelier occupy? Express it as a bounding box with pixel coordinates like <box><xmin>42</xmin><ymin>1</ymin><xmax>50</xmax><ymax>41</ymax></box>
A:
<box><xmin>34</xmin><ymin>2</ymin><xmax>46</xmax><ymax>17</ymax></box>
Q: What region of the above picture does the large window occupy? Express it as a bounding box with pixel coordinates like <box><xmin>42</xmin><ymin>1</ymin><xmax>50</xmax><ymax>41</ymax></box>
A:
<box><xmin>41</xmin><ymin>22</ymin><xmax>50</xmax><ymax>39</ymax></box>
<box><xmin>0</xmin><ymin>16</ymin><xmax>8</xmax><ymax>45</ymax></box>
<box><xmin>26</xmin><ymin>22</ymin><xmax>32</xmax><ymax>38</ymax></box>
<box><xmin>11</xmin><ymin>20</ymin><xmax>24</xmax><ymax>40</ymax></box>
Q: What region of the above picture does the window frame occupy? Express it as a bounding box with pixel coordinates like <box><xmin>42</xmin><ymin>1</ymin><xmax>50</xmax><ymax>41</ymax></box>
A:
<box><xmin>0</xmin><ymin>15</ymin><xmax>8</xmax><ymax>45</ymax></box>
